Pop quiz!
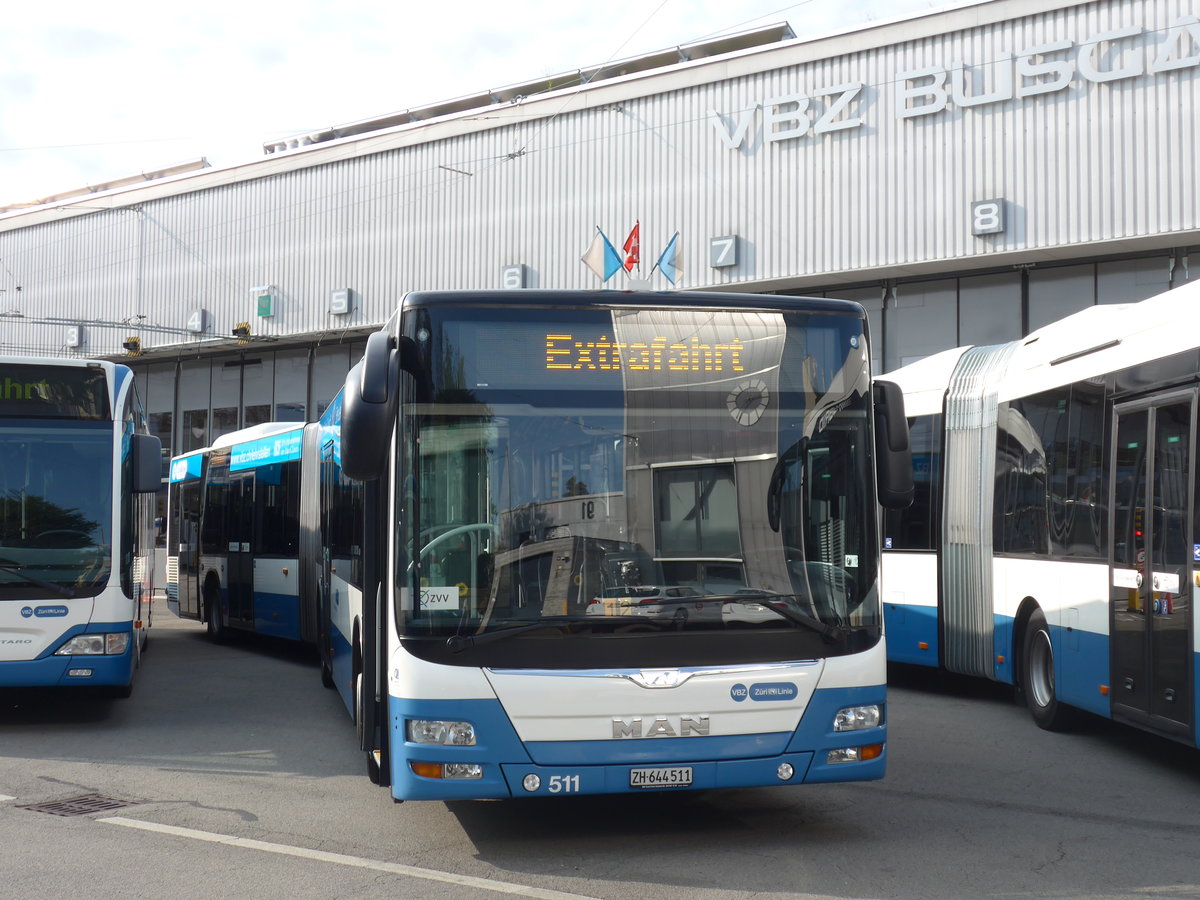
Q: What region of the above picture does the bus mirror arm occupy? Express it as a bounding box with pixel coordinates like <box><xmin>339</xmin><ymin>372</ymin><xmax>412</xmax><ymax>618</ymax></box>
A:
<box><xmin>360</xmin><ymin>331</ymin><xmax>428</xmax><ymax>404</ymax></box>
<box><xmin>396</xmin><ymin>336</ymin><xmax>431</xmax><ymax>403</ymax></box>
<box><xmin>360</xmin><ymin>330</ymin><xmax>396</xmax><ymax>404</ymax></box>
<box><xmin>873</xmin><ymin>380</ymin><xmax>914</xmax><ymax>509</ymax></box>
<box><xmin>767</xmin><ymin>458</ymin><xmax>784</xmax><ymax>532</ymax></box>
<box><xmin>766</xmin><ymin>438</ymin><xmax>806</xmax><ymax>532</ymax></box>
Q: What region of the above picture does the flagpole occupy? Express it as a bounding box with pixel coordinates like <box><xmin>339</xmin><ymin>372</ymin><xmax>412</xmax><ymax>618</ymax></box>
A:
<box><xmin>636</xmin><ymin>219</ymin><xmax>641</xmax><ymax>279</ymax></box>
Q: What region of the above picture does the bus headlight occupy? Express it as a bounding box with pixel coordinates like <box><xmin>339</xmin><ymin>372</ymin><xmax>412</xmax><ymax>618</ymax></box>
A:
<box><xmin>833</xmin><ymin>704</ymin><xmax>882</xmax><ymax>732</ymax></box>
<box><xmin>54</xmin><ymin>633</ymin><xmax>130</xmax><ymax>656</ymax></box>
<box><xmin>407</xmin><ymin>719</ymin><xmax>477</xmax><ymax>745</ymax></box>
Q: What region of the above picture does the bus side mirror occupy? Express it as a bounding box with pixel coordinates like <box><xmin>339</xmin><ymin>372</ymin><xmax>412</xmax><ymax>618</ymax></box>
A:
<box><xmin>132</xmin><ymin>433</ymin><xmax>163</xmax><ymax>493</ymax></box>
<box><xmin>342</xmin><ymin>331</ymin><xmax>400</xmax><ymax>481</ymax></box>
<box><xmin>874</xmin><ymin>379</ymin><xmax>914</xmax><ymax>510</ymax></box>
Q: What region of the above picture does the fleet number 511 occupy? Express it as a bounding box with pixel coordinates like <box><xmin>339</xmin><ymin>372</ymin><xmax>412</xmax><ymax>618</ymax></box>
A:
<box><xmin>548</xmin><ymin>775</ymin><xmax>580</xmax><ymax>793</ymax></box>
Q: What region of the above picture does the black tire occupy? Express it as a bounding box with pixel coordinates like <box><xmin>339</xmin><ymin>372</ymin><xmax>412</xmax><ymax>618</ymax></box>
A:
<box><xmin>320</xmin><ymin>658</ymin><xmax>335</xmax><ymax>689</ymax></box>
<box><xmin>102</xmin><ymin>682</ymin><xmax>133</xmax><ymax>700</ymax></box>
<box><xmin>205</xmin><ymin>584</ymin><xmax>226</xmax><ymax>643</ymax></box>
<box><xmin>352</xmin><ymin>626</ymin><xmax>366</xmax><ymax>748</ymax></box>
<box><xmin>1023</xmin><ymin>608</ymin><xmax>1071</xmax><ymax>730</ymax></box>
<box><xmin>355</xmin><ymin>671</ymin><xmax>366</xmax><ymax>750</ymax></box>
<box><xmin>367</xmin><ymin>749</ymin><xmax>382</xmax><ymax>785</ymax></box>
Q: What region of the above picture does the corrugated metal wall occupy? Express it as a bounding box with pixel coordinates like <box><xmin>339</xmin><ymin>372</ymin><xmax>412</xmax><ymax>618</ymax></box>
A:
<box><xmin>0</xmin><ymin>0</ymin><xmax>1196</xmax><ymax>358</ymax></box>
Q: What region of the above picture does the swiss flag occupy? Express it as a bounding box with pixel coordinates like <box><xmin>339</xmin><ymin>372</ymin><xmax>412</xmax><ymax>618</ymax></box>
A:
<box><xmin>622</xmin><ymin>221</ymin><xmax>640</xmax><ymax>272</ymax></box>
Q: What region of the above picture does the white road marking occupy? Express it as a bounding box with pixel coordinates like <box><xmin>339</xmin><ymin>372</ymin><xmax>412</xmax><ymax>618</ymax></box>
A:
<box><xmin>0</xmin><ymin>794</ymin><xmax>15</xmax><ymax>802</ymax></box>
<box><xmin>100</xmin><ymin>815</ymin><xmax>597</xmax><ymax>900</ymax></box>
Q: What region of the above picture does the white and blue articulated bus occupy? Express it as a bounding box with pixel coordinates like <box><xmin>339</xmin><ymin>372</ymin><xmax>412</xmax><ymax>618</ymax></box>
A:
<box><xmin>166</xmin><ymin>421</ymin><xmax>320</xmax><ymax>645</ymax></box>
<box><xmin>310</xmin><ymin>289</ymin><xmax>913</xmax><ymax>801</ymax></box>
<box><xmin>0</xmin><ymin>356</ymin><xmax>161</xmax><ymax>697</ymax></box>
<box><xmin>881</xmin><ymin>279</ymin><xmax>1200</xmax><ymax>744</ymax></box>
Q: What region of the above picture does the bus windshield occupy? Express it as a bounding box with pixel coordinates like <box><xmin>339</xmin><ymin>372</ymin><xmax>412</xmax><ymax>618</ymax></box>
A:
<box><xmin>395</xmin><ymin>304</ymin><xmax>879</xmax><ymax>661</ymax></box>
<box><xmin>0</xmin><ymin>420</ymin><xmax>114</xmax><ymax>599</ymax></box>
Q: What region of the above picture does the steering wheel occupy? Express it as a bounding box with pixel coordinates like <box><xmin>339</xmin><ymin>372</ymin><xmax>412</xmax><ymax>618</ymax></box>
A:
<box><xmin>419</xmin><ymin>523</ymin><xmax>499</xmax><ymax>559</ymax></box>
<box><xmin>34</xmin><ymin>530</ymin><xmax>96</xmax><ymax>547</ymax></box>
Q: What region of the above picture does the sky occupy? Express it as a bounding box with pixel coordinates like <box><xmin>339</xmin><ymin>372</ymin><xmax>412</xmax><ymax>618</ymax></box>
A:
<box><xmin>0</xmin><ymin>0</ymin><xmax>965</xmax><ymax>208</ymax></box>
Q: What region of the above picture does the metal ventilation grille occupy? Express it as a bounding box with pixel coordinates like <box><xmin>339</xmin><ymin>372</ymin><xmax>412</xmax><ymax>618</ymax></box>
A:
<box><xmin>21</xmin><ymin>794</ymin><xmax>137</xmax><ymax>817</ymax></box>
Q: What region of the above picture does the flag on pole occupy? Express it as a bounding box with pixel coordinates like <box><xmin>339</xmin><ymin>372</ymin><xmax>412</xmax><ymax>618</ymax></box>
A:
<box><xmin>622</xmin><ymin>221</ymin><xmax>640</xmax><ymax>272</ymax></box>
<box><xmin>654</xmin><ymin>232</ymin><xmax>681</xmax><ymax>285</ymax></box>
<box><xmin>581</xmin><ymin>228</ymin><xmax>623</xmax><ymax>282</ymax></box>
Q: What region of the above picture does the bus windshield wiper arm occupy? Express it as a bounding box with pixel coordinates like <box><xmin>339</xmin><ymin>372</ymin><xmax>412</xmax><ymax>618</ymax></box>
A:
<box><xmin>0</xmin><ymin>560</ymin><xmax>76</xmax><ymax>598</ymax></box>
<box><xmin>700</xmin><ymin>593</ymin><xmax>847</xmax><ymax>641</ymax></box>
<box><xmin>445</xmin><ymin>616</ymin><xmax>588</xmax><ymax>653</ymax></box>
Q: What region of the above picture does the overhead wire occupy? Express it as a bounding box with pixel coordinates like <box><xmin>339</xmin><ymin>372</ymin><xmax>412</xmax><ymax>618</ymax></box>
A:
<box><xmin>1</xmin><ymin>7</ymin><xmax>1192</xmax><ymax>315</ymax></box>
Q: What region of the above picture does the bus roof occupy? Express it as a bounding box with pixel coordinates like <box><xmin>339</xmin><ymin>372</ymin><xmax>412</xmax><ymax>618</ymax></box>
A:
<box><xmin>210</xmin><ymin>420</ymin><xmax>305</xmax><ymax>450</ymax></box>
<box><xmin>397</xmin><ymin>289</ymin><xmax>868</xmax><ymax>316</ymax></box>
<box><xmin>0</xmin><ymin>355</ymin><xmax>116</xmax><ymax>371</ymax></box>
<box><xmin>881</xmin><ymin>279</ymin><xmax>1200</xmax><ymax>407</ymax></box>
<box><xmin>877</xmin><ymin>346</ymin><xmax>968</xmax><ymax>417</ymax></box>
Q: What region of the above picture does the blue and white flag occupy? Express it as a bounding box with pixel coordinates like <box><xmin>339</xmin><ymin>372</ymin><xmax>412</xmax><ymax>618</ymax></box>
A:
<box><xmin>581</xmin><ymin>228</ymin><xmax>623</xmax><ymax>282</ymax></box>
<box><xmin>655</xmin><ymin>231</ymin><xmax>681</xmax><ymax>285</ymax></box>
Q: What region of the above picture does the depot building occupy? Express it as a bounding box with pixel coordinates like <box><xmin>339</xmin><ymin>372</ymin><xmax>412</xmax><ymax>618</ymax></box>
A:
<box><xmin>1</xmin><ymin>0</ymin><xmax>1196</xmax><ymax>468</ymax></box>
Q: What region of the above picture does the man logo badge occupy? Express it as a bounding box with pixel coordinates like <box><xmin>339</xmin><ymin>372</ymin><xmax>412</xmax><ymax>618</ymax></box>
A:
<box><xmin>612</xmin><ymin>715</ymin><xmax>710</xmax><ymax>738</ymax></box>
<box><xmin>628</xmin><ymin>669</ymin><xmax>693</xmax><ymax>689</ymax></box>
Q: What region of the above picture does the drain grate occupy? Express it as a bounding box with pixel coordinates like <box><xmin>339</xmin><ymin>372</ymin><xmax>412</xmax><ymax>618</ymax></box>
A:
<box><xmin>21</xmin><ymin>794</ymin><xmax>138</xmax><ymax>817</ymax></box>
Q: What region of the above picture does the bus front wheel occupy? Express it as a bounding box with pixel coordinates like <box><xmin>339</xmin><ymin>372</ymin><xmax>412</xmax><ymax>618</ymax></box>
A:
<box><xmin>205</xmin><ymin>584</ymin><xmax>226</xmax><ymax>643</ymax></box>
<box><xmin>1022</xmin><ymin>608</ymin><xmax>1070</xmax><ymax>731</ymax></box>
<box><xmin>355</xmin><ymin>671</ymin><xmax>365</xmax><ymax>749</ymax></box>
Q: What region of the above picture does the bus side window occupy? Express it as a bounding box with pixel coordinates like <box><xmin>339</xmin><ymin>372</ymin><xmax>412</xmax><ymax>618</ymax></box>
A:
<box><xmin>883</xmin><ymin>414</ymin><xmax>941</xmax><ymax>551</ymax></box>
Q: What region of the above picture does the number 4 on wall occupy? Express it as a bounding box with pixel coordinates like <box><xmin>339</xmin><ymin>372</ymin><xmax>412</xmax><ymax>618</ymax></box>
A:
<box><xmin>186</xmin><ymin>308</ymin><xmax>208</xmax><ymax>334</ymax></box>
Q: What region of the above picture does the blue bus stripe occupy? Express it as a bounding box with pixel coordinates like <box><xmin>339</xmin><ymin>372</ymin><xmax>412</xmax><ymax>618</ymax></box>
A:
<box><xmin>385</xmin><ymin>685</ymin><xmax>886</xmax><ymax>800</ymax></box>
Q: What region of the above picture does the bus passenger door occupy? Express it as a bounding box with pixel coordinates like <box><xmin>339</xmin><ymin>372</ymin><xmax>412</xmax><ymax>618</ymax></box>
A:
<box><xmin>176</xmin><ymin>478</ymin><xmax>203</xmax><ymax>619</ymax></box>
<box><xmin>316</xmin><ymin>450</ymin><xmax>336</xmax><ymax>682</ymax></box>
<box><xmin>227</xmin><ymin>473</ymin><xmax>255</xmax><ymax>627</ymax></box>
<box><xmin>1110</xmin><ymin>393</ymin><xmax>1195</xmax><ymax>740</ymax></box>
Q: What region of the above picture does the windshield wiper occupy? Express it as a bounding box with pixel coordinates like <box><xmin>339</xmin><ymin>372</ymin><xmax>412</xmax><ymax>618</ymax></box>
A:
<box><xmin>445</xmin><ymin>616</ymin><xmax>591</xmax><ymax>653</ymax></box>
<box><xmin>0</xmin><ymin>558</ymin><xmax>76</xmax><ymax>598</ymax></box>
<box><xmin>697</xmin><ymin>593</ymin><xmax>847</xmax><ymax>642</ymax></box>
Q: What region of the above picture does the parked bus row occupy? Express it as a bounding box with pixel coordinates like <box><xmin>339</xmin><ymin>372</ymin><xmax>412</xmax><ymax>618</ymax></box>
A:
<box><xmin>16</xmin><ymin>280</ymin><xmax>1200</xmax><ymax>801</ymax></box>
<box><xmin>881</xmin><ymin>278</ymin><xmax>1200</xmax><ymax>744</ymax></box>
<box><xmin>164</xmin><ymin>288</ymin><xmax>915</xmax><ymax>801</ymax></box>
